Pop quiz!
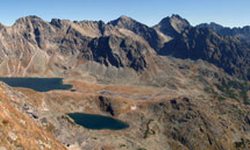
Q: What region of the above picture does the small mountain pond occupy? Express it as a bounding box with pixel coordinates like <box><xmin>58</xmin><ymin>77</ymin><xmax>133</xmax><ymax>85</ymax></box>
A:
<box><xmin>68</xmin><ymin>113</ymin><xmax>129</xmax><ymax>130</ymax></box>
<box><xmin>0</xmin><ymin>77</ymin><xmax>72</xmax><ymax>92</ymax></box>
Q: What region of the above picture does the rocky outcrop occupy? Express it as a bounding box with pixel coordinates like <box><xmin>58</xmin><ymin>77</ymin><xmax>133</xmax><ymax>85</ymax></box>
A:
<box><xmin>98</xmin><ymin>96</ymin><xmax>115</xmax><ymax>116</ymax></box>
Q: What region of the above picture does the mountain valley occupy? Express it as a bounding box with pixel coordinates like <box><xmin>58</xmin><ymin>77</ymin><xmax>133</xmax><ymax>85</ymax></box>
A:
<box><xmin>0</xmin><ymin>14</ymin><xmax>249</xmax><ymax>150</ymax></box>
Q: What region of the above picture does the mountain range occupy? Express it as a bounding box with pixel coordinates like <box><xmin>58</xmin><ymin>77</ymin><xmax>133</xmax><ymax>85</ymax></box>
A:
<box><xmin>0</xmin><ymin>14</ymin><xmax>249</xmax><ymax>80</ymax></box>
<box><xmin>0</xmin><ymin>14</ymin><xmax>250</xmax><ymax>150</ymax></box>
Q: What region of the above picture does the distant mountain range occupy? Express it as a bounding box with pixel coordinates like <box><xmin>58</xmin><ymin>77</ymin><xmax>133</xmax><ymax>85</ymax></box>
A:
<box><xmin>0</xmin><ymin>14</ymin><xmax>249</xmax><ymax>80</ymax></box>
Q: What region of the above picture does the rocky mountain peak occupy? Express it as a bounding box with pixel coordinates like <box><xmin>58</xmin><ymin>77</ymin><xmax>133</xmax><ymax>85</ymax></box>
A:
<box><xmin>197</xmin><ymin>22</ymin><xmax>225</xmax><ymax>32</ymax></box>
<box><xmin>14</xmin><ymin>15</ymin><xmax>45</xmax><ymax>26</ymax></box>
<box><xmin>169</xmin><ymin>14</ymin><xmax>186</xmax><ymax>21</ymax></box>
<box><xmin>108</xmin><ymin>15</ymin><xmax>164</xmax><ymax>50</ymax></box>
<box><xmin>50</xmin><ymin>18</ymin><xmax>64</xmax><ymax>28</ymax></box>
<box><xmin>154</xmin><ymin>14</ymin><xmax>191</xmax><ymax>37</ymax></box>
<box><xmin>117</xmin><ymin>15</ymin><xmax>132</xmax><ymax>21</ymax></box>
<box><xmin>50</xmin><ymin>18</ymin><xmax>74</xmax><ymax>29</ymax></box>
<box><xmin>109</xmin><ymin>15</ymin><xmax>138</xmax><ymax>28</ymax></box>
<box><xmin>196</xmin><ymin>22</ymin><xmax>250</xmax><ymax>42</ymax></box>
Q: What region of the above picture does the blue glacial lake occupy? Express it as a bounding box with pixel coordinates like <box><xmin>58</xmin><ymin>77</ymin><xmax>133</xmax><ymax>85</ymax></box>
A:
<box><xmin>0</xmin><ymin>77</ymin><xmax>72</xmax><ymax>92</ymax></box>
<box><xmin>68</xmin><ymin>113</ymin><xmax>129</xmax><ymax>130</ymax></box>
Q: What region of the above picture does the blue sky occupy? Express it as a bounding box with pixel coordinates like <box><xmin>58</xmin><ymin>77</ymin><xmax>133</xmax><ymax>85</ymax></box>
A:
<box><xmin>0</xmin><ymin>0</ymin><xmax>249</xmax><ymax>27</ymax></box>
